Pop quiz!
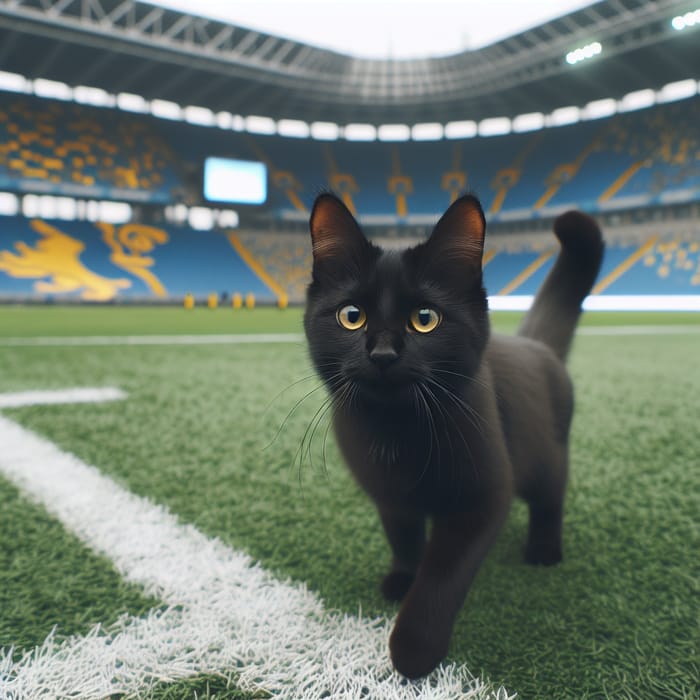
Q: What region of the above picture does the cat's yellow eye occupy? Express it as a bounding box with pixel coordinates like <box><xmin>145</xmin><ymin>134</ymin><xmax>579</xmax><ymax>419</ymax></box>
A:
<box><xmin>409</xmin><ymin>308</ymin><xmax>441</xmax><ymax>333</ymax></box>
<box><xmin>337</xmin><ymin>304</ymin><xmax>366</xmax><ymax>330</ymax></box>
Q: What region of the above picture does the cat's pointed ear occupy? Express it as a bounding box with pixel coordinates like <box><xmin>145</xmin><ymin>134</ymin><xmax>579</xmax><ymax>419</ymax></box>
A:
<box><xmin>426</xmin><ymin>194</ymin><xmax>485</xmax><ymax>270</ymax></box>
<box><xmin>309</xmin><ymin>193</ymin><xmax>372</xmax><ymax>279</ymax></box>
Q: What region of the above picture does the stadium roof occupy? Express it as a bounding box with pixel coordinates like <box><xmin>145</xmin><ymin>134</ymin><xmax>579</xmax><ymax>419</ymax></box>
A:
<box><xmin>0</xmin><ymin>0</ymin><xmax>699</xmax><ymax>126</ymax></box>
<box><xmin>142</xmin><ymin>0</ymin><xmax>599</xmax><ymax>60</ymax></box>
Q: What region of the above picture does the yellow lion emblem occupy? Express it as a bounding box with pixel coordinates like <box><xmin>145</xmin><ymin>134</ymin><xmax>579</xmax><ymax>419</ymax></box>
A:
<box><xmin>0</xmin><ymin>219</ymin><xmax>131</xmax><ymax>301</ymax></box>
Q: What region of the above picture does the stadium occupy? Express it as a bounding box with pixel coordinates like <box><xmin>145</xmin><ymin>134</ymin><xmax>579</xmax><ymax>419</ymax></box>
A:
<box><xmin>0</xmin><ymin>0</ymin><xmax>698</xmax><ymax>698</ymax></box>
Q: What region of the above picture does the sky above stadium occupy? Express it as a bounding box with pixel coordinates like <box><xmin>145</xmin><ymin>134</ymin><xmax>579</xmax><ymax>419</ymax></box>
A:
<box><xmin>144</xmin><ymin>0</ymin><xmax>596</xmax><ymax>59</ymax></box>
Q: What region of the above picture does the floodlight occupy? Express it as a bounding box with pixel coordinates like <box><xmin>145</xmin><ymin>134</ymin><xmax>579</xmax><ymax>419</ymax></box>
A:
<box><xmin>277</xmin><ymin>120</ymin><xmax>310</xmax><ymax>138</ymax></box>
<box><xmin>0</xmin><ymin>192</ymin><xmax>19</xmax><ymax>216</ymax></box>
<box><xmin>184</xmin><ymin>106</ymin><xmax>215</xmax><ymax>126</ymax></box>
<box><xmin>618</xmin><ymin>89</ymin><xmax>655</xmax><ymax>112</ymax></box>
<box><xmin>74</xmin><ymin>86</ymin><xmax>114</xmax><ymax>107</ymax></box>
<box><xmin>344</xmin><ymin>124</ymin><xmax>377</xmax><ymax>141</ymax></box>
<box><xmin>512</xmin><ymin>113</ymin><xmax>545</xmax><ymax>132</ymax></box>
<box><xmin>310</xmin><ymin>122</ymin><xmax>340</xmax><ymax>140</ymax></box>
<box><xmin>547</xmin><ymin>106</ymin><xmax>580</xmax><ymax>127</ymax></box>
<box><xmin>117</xmin><ymin>92</ymin><xmax>149</xmax><ymax>113</ymax></box>
<box><xmin>411</xmin><ymin>123</ymin><xmax>444</xmax><ymax>141</ymax></box>
<box><xmin>0</xmin><ymin>70</ymin><xmax>28</xmax><ymax>93</ymax></box>
<box><xmin>582</xmin><ymin>98</ymin><xmax>617</xmax><ymax>120</ymax></box>
<box><xmin>246</xmin><ymin>116</ymin><xmax>276</xmax><ymax>135</ymax></box>
<box><xmin>478</xmin><ymin>117</ymin><xmax>511</xmax><ymax>137</ymax></box>
<box><xmin>33</xmin><ymin>79</ymin><xmax>72</xmax><ymax>101</ymax></box>
<box><xmin>151</xmin><ymin>99</ymin><xmax>182</xmax><ymax>120</ymax></box>
<box><xmin>444</xmin><ymin>121</ymin><xmax>477</xmax><ymax>139</ymax></box>
<box><xmin>566</xmin><ymin>41</ymin><xmax>602</xmax><ymax>65</ymax></box>
<box><xmin>671</xmin><ymin>9</ymin><xmax>700</xmax><ymax>30</ymax></box>
<box><xmin>657</xmin><ymin>79</ymin><xmax>698</xmax><ymax>103</ymax></box>
<box><xmin>378</xmin><ymin>124</ymin><xmax>410</xmax><ymax>141</ymax></box>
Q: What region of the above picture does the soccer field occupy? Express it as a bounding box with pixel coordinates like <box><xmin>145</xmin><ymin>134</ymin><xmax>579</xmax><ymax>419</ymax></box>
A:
<box><xmin>0</xmin><ymin>306</ymin><xmax>698</xmax><ymax>699</ymax></box>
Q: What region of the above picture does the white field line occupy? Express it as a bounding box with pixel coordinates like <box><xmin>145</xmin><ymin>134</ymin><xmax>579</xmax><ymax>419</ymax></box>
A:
<box><xmin>0</xmin><ymin>389</ymin><xmax>511</xmax><ymax>700</ymax></box>
<box><xmin>0</xmin><ymin>333</ymin><xmax>305</xmax><ymax>347</ymax></box>
<box><xmin>0</xmin><ymin>325</ymin><xmax>699</xmax><ymax>348</ymax></box>
<box><xmin>0</xmin><ymin>387</ymin><xmax>126</xmax><ymax>409</ymax></box>
<box><xmin>577</xmin><ymin>324</ymin><xmax>700</xmax><ymax>336</ymax></box>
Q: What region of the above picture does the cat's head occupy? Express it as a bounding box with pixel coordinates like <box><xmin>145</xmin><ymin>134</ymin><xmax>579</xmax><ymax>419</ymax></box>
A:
<box><xmin>304</xmin><ymin>193</ymin><xmax>489</xmax><ymax>405</ymax></box>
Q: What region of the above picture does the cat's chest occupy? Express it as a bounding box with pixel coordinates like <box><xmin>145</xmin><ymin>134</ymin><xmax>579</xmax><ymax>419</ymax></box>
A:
<box><xmin>333</xmin><ymin>409</ymin><xmax>478</xmax><ymax>512</ymax></box>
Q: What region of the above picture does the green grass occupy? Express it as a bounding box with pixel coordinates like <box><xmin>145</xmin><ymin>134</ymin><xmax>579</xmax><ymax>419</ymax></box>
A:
<box><xmin>0</xmin><ymin>304</ymin><xmax>697</xmax><ymax>338</ymax></box>
<box><xmin>1</xmin><ymin>306</ymin><xmax>698</xmax><ymax>699</ymax></box>
<box><xmin>0</xmin><ymin>477</ymin><xmax>157</xmax><ymax>659</ymax></box>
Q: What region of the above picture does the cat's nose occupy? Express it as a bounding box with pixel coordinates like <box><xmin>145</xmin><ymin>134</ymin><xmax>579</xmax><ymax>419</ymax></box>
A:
<box><xmin>369</xmin><ymin>336</ymin><xmax>399</xmax><ymax>369</ymax></box>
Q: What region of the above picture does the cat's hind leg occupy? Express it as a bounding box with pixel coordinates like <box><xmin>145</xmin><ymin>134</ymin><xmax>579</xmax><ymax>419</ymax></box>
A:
<box><xmin>525</xmin><ymin>501</ymin><xmax>564</xmax><ymax>565</ymax></box>
<box><xmin>377</xmin><ymin>505</ymin><xmax>425</xmax><ymax>602</ymax></box>
<box><xmin>523</xmin><ymin>451</ymin><xmax>567</xmax><ymax>565</ymax></box>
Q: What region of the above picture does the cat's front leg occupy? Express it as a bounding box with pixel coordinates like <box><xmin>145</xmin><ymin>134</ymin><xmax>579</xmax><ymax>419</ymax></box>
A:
<box><xmin>377</xmin><ymin>504</ymin><xmax>426</xmax><ymax>602</ymax></box>
<box><xmin>389</xmin><ymin>502</ymin><xmax>508</xmax><ymax>679</ymax></box>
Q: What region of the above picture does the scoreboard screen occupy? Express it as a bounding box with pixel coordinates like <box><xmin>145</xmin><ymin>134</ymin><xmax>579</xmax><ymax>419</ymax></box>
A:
<box><xmin>203</xmin><ymin>157</ymin><xmax>267</xmax><ymax>205</ymax></box>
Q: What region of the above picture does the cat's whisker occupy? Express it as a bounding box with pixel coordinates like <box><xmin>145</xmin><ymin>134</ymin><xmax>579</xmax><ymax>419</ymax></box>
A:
<box><xmin>430</xmin><ymin>366</ymin><xmax>492</xmax><ymax>393</ymax></box>
<box><xmin>419</xmin><ymin>380</ymin><xmax>468</xmax><ymax>486</ymax></box>
<box><xmin>295</xmin><ymin>390</ymin><xmax>336</xmax><ymax>480</ymax></box>
<box><xmin>263</xmin><ymin>382</ymin><xmax>327</xmax><ymax>452</ymax></box>
<box><xmin>425</xmin><ymin>375</ymin><xmax>490</xmax><ymax>438</ymax></box>
<box><xmin>412</xmin><ymin>383</ymin><xmax>438</xmax><ymax>487</ymax></box>
<box><xmin>262</xmin><ymin>372</ymin><xmax>326</xmax><ymax>416</ymax></box>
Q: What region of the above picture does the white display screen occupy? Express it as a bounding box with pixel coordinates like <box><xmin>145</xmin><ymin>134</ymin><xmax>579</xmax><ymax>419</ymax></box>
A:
<box><xmin>203</xmin><ymin>157</ymin><xmax>267</xmax><ymax>204</ymax></box>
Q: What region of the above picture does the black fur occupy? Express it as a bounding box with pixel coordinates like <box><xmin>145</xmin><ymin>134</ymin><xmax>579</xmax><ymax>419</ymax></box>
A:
<box><xmin>304</xmin><ymin>193</ymin><xmax>604</xmax><ymax>678</ymax></box>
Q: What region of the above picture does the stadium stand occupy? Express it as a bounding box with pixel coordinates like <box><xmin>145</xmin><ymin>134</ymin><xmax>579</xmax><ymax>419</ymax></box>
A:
<box><xmin>1</xmin><ymin>91</ymin><xmax>699</xmax><ymax>304</ymax></box>
<box><xmin>0</xmin><ymin>216</ymin><xmax>274</xmax><ymax>302</ymax></box>
<box><xmin>0</xmin><ymin>93</ymin><xmax>181</xmax><ymax>203</ymax></box>
<box><xmin>157</xmin><ymin>97</ymin><xmax>700</xmax><ymax>221</ymax></box>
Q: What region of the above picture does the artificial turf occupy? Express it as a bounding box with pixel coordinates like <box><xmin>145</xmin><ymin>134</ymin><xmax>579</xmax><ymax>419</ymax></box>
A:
<box><xmin>0</xmin><ymin>477</ymin><xmax>157</xmax><ymax>659</ymax></box>
<box><xmin>0</xmin><ymin>306</ymin><xmax>698</xmax><ymax>699</ymax></box>
<box><xmin>0</xmin><ymin>303</ymin><xmax>698</xmax><ymax>337</ymax></box>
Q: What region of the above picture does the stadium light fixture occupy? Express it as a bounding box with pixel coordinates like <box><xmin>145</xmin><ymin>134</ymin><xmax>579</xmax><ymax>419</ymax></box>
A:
<box><xmin>378</xmin><ymin>124</ymin><xmax>410</xmax><ymax>142</ymax></box>
<box><xmin>74</xmin><ymin>86</ymin><xmax>114</xmax><ymax>108</ymax></box>
<box><xmin>150</xmin><ymin>99</ymin><xmax>182</xmax><ymax>120</ymax></box>
<box><xmin>231</xmin><ymin>115</ymin><xmax>246</xmax><ymax>132</ymax></box>
<box><xmin>216</xmin><ymin>209</ymin><xmax>239</xmax><ymax>228</ymax></box>
<box><xmin>33</xmin><ymin>78</ymin><xmax>72</xmax><ymax>102</ymax></box>
<box><xmin>656</xmin><ymin>79</ymin><xmax>698</xmax><ymax>103</ymax></box>
<box><xmin>0</xmin><ymin>70</ymin><xmax>29</xmax><ymax>93</ymax></box>
<box><xmin>98</xmin><ymin>201</ymin><xmax>132</xmax><ymax>223</ymax></box>
<box><xmin>444</xmin><ymin>120</ymin><xmax>477</xmax><ymax>139</ymax></box>
<box><xmin>411</xmin><ymin>123</ymin><xmax>444</xmax><ymax>141</ymax></box>
<box><xmin>188</xmin><ymin>206</ymin><xmax>214</xmax><ymax>230</ymax></box>
<box><xmin>512</xmin><ymin>112</ymin><xmax>545</xmax><ymax>133</ymax></box>
<box><xmin>246</xmin><ymin>115</ymin><xmax>276</xmax><ymax>135</ymax></box>
<box><xmin>671</xmin><ymin>9</ymin><xmax>700</xmax><ymax>30</ymax></box>
<box><xmin>277</xmin><ymin>119</ymin><xmax>310</xmax><ymax>138</ymax></box>
<box><xmin>0</xmin><ymin>192</ymin><xmax>19</xmax><ymax>217</ymax></box>
<box><xmin>581</xmin><ymin>98</ymin><xmax>617</xmax><ymax>120</ymax></box>
<box><xmin>547</xmin><ymin>106</ymin><xmax>580</xmax><ymax>127</ymax></box>
<box><xmin>478</xmin><ymin>117</ymin><xmax>511</xmax><ymax>137</ymax></box>
<box><xmin>117</xmin><ymin>92</ymin><xmax>149</xmax><ymax>113</ymax></box>
<box><xmin>618</xmin><ymin>88</ymin><xmax>655</xmax><ymax>112</ymax></box>
<box><xmin>215</xmin><ymin>111</ymin><xmax>233</xmax><ymax>129</ymax></box>
<box><xmin>184</xmin><ymin>105</ymin><xmax>215</xmax><ymax>126</ymax></box>
<box><xmin>310</xmin><ymin>122</ymin><xmax>340</xmax><ymax>140</ymax></box>
<box><xmin>344</xmin><ymin>124</ymin><xmax>377</xmax><ymax>141</ymax></box>
<box><xmin>565</xmin><ymin>41</ymin><xmax>602</xmax><ymax>65</ymax></box>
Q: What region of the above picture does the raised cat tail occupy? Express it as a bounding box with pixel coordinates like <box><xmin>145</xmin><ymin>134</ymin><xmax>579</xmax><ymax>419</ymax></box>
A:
<box><xmin>517</xmin><ymin>211</ymin><xmax>604</xmax><ymax>362</ymax></box>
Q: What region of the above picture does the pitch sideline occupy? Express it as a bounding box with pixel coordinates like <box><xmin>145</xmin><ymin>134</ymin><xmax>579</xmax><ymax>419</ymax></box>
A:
<box><xmin>0</xmin><ymin>324</ymin><xmax>698</xmax><ymax>347</ymax></box>
<box><xmin>0</xmin><ymin>388</ymin><xmax>511</xmax><ymax>700</ymax></box>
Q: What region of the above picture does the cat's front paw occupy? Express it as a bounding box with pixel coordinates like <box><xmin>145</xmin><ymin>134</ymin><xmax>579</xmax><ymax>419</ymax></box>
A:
<box><xmin>389</xmin><ymin>619</ymin><xmax>448</xmax><ymax>679</ymax></box>
<box><xmin>381</xmin><ymin>571</ymin><xmax>414</xmax><ymax>602</ymax></box>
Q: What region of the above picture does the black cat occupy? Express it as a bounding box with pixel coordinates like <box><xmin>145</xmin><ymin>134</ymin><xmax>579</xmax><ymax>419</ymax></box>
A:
<box><xmin>304</xmin><ymin>193</ymin><xmax>604</xmax><ymax>678</ymax></box>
